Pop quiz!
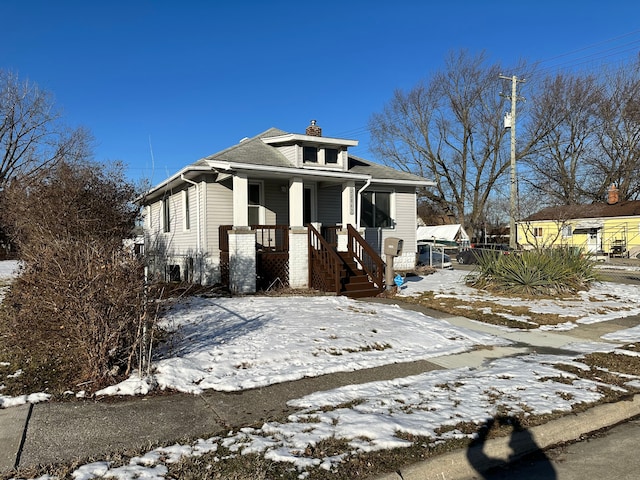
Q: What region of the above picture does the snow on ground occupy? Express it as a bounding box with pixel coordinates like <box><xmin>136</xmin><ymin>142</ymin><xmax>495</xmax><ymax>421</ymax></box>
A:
<box><xmin>131</xmin><ymin>295</ymin><xmax>509</xmax><ymax>395</ymax></box>
<box><xmin>0</xmin><ymin>259</ymin><xmax>19</xmax><ymax>304</ymax></box>
<box><xmin>3</xmin><ymin>262</ymin><xmax>640</xmax><ymax>478</ymax></box>
<box><xmin>0</xmin><ymin>260</ymin><xmax>18</xmax><ymax>280</ymax></box>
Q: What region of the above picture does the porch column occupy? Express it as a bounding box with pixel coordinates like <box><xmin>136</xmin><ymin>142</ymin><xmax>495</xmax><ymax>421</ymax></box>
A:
<box><xmin>228</xmin><ymin>228</ymin><xmax>256</xmax><ymax>294</ymax></box>
<box><xmin>233</xmin><ymin>174</ymin><xmax>249</xmax><ymax>227</ymax></box>
<box><xmin>289</xmin><ymin>177</ymin><xmax>304</xmax><ymax>227</ymax></box>
<box><xmin>341</xmin><ymin>180</ymin><xmax>357</xmax><ymax>228</ymax></box>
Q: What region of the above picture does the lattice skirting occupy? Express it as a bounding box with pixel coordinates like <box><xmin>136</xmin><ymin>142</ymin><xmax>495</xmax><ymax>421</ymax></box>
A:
<box><xmin>257</xmin><ymin>252</ymin><xmax>289</xmax><ymax>290</ymax></box>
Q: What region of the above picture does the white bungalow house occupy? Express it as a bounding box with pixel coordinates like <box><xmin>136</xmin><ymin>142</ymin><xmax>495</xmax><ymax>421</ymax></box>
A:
<box><xmin>140</xmin><ymin>121</ymin><xmax>434</xmax><ymax>297</ymax></box>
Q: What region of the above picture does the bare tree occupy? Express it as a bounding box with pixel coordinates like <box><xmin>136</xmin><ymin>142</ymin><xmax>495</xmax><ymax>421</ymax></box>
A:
<box><xmin>0</xmin><ymin>70</ymin><xmax>91</xmax><ymax>190</ymax></box>
<box><xmin>520</xmin><ymin>73</ymin><xmax>600</xmax><ymax>205</ymax></box>
<box><xmin>586</xmin><ymin>59</ymin><xmax>640</xmax><ymax>201</ymax></box>
<box><xmin>369</xmin><ymin>50</ymin><xmax>526</xmax><ymax>234</ymax></box>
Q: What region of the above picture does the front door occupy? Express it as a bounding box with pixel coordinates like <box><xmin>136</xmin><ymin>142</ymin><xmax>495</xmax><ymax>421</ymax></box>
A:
<box><xmin>303</xmin><ymin>185</ymin><xmax>316</xmax><ymax>225</ymax></box>
<box><xmin>587</xmin><ymin>229</ymin><xmax>601</xmax><ymax>253</ymax></box>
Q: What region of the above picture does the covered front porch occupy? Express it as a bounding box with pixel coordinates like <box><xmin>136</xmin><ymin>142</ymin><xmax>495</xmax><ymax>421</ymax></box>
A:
<box><xmin>218</xmin><ymin>223</ymin><xmax>385</xmax><ymax>298</ymax></box>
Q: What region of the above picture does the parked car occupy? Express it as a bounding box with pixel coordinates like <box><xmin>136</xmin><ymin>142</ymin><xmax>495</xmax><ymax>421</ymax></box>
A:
<box><xmin>456</xmin><ymin>243</ymin><xmax>513</xmax><ymax>264</ymax></box>
<box><xmin>417</xmin><ymin>242</ymin><xmax>452</xmax><ymax>268</ymax></box>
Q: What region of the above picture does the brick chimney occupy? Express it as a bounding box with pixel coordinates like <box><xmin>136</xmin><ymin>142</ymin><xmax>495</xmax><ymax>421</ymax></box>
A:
<box><xmin>305</xmin><ymin>119</ymin><xmax>322</xmax><ymax>137</ymax></box>
<box><xmin>607</xmin><ymin>183</ymin><xmax>619</xmax><ymax>204</ymax></box>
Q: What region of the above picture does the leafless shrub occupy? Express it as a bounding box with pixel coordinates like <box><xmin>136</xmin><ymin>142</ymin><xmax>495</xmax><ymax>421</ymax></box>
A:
<box><xmin>0</xmin><ymin>161</ymin><xmax>152</xmax><ymax>392</ymax></box>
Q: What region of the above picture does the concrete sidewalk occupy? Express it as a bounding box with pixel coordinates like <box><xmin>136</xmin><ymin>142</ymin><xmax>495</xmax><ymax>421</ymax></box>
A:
<box><xmin>2</xmin><ymin>302</ymin><xmax>639</xmax><ymax>477</ymax></box>
<box><xmin>1</xmin><ymin>357</ymin><xmax>446</xmax><ymax>473</ymax></box>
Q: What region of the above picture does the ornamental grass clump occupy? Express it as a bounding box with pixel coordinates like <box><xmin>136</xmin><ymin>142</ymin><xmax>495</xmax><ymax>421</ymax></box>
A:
<box><xmin>468</xmin><ymin>247</ymin><xmax>599</xmax><ymax>296</ymax></box>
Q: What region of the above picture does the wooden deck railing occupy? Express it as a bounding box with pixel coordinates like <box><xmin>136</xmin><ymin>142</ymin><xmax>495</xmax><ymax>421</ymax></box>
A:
<box><xmin>308</xmin><ymin>223</ymin><xmax>343</xmax><ymax>295</ymax></box>
<box><xmin>219</xmin><ymin>225</ymin><xmax>289</xmax><ymax>252</ymax></box>
<box><xmin>346</xmin><ymin>224</ymin><xmax>385</xmax><ymax>291</ymax></box>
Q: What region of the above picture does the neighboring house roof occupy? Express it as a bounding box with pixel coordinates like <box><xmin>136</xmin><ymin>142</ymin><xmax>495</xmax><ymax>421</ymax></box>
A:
<box><xmin>142</xmin><ymin>127</ymin><xmax>434</xmax><ymax>200</ymax></box>
<box><xmin>523</xmin><ymin>201</ymin><xmax>640</xmax><ymax>222</ymax></box>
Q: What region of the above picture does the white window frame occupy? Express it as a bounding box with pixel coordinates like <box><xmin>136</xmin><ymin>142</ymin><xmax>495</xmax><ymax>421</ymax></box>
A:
<box><xmin>162</xmin><ymin>197</ymin><xmax>171</xmax><ymax>233</ymax></box>
<box><xmin>248</xmin><ymin>181</ymin><xmax>265</xmax><ymax>225</ymax></box>
<box><xmin>360</xmin><ymin>190</ymin><xmax>395</xmax><ymax>229</ymax></box>
<box><xmin>182</xmin><ymin>189</ymin><xmax>191</xmax><ymax>232</ymax></box>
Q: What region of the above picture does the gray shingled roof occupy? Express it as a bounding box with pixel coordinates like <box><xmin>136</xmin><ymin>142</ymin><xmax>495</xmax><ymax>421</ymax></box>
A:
<box><xmin>190</xmin><ymin>128</ymin><xmax>432</xmax><ymax>184</ymax></box>
<box><xmin>348</xmin><ymin>155</ymin><xmax>430</xmax><ymax>183</ymax></box>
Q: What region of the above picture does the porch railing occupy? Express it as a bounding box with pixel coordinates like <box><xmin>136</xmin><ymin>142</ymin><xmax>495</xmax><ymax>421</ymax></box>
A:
<box><xmin>219</xmin><ymin>225</ymin><xmax>289</xmax><ymax>252</ymax></box>
<box><xmin>347</xmin><ymin>224</ymin><xmax>384</xmax><ymax>291</ymax></box>
<box><xmin>308</xmin><ymin>223</ymin><xmax>343</xmax><ymax>295</ymax></box>
<box><xmin>218</xmin><ymin>225</ymin><xmax>290</xmax><ymax>290</ymax></box>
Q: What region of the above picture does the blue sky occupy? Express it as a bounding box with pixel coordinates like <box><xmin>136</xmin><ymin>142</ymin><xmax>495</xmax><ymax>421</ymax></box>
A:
<box><xmin>3</xmin><ymin>0</ymin><xmax>640</xmax><ymax>185</ymax></box>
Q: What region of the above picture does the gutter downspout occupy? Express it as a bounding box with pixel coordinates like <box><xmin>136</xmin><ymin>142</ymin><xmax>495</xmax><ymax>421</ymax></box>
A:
<box><xmin>356</xmin><ymin>178</ymin><xmax>371</xmax><ymax>229</ymax></box>
<box><xmin>181</xmin><ymin>174</ymin><xmax>201</xmax><ymax>253</ymax></box>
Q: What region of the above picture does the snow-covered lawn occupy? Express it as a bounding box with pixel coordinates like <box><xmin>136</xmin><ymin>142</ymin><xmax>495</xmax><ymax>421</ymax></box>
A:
<box><xmin>98</xmin><ymin>294</ymin><xmax>508</xmax><ymax>396</ymax></box>
<box><xmin>3</xmin><ymin>262</ymin><xmax>640</xmax><ymax>478</ymax></box>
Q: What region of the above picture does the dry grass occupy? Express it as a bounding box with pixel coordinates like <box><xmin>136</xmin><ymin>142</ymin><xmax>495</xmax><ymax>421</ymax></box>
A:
<box><xmin>401</xmin><ymin>290</ymin><xmax>585</xmax><ymax>328</ymax></box>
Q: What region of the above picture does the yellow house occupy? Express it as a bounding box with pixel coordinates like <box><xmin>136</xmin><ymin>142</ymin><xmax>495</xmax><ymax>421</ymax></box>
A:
<box><xmin>516</xmin><ymin>194</ymin><xmax>640</xmax><ymax>259</ymax></box>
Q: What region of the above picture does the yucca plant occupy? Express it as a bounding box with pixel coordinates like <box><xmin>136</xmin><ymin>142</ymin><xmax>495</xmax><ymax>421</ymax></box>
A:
<box><xmin>468</xmin><ymin>247</ymin><xmax>599</xmax><ymax>296</ymax></box>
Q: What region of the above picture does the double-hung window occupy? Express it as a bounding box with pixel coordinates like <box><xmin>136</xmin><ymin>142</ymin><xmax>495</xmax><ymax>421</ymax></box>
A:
<box><xmin>248</xmin><ymin>182</ymin><xmax>262</xmax><ymax>225</ymax></box>
<box><xmin>361</xmin><ymin>191</ymin><xmax>393</xmax><ymax>228</ymax></box>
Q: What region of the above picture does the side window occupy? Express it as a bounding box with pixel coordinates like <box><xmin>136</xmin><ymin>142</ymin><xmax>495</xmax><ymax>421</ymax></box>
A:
<box><xmin>361</xmin><ymin>191</ymin><xmax>392</xmax><ymax>228</ymax></box>
<box><xmin>183</xmin><ymin>189</ymin><xmax>191</xmax><ymax>231</ymax></box>
<box><xmin>248</xmin><ymin>182</ymin><xmax>262</xmax><ymax>225</ymax></box>
<box><xmin>163</xmin><ymin>197</ymin><xmax>171</xmax><ymax>233</ymax></box>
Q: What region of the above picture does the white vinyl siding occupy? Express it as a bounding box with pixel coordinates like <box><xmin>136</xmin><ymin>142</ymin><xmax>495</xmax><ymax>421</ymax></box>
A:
<box><xmin>264</xmin><ymin>180</ymin><xmax>288</xmax><ymax>225</ymax></box>
<box><xmin>391</xmin><ymin>188</ymin><xmax>417</xmax><ymax>246</ymax></box>
<box><xmin>205</xmin><ymin>181</ymin><xmax>233</xmax><ymax>253</ymax></box>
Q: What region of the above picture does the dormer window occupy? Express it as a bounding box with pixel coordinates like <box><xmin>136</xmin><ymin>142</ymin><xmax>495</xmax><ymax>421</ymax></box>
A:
<box><xmin>303</xmin><ymin>146</ymin><xmax>318</xmax><ymax>163</ymax></box>
<box><xmin>325</xmin><ymin>148</ymin><xmax>339</xmax><ymax>164</ymax></box>
<box><xmin>302</xmin><ymin>145</ymin><xmax>342</xmax><ymax>166</ymax></box>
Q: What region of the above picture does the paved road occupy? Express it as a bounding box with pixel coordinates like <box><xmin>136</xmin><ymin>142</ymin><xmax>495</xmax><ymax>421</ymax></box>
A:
<box><xmin>463</xmin><ymin>416</ymin><xmax>640</xmax><ymax>479</ymax></box>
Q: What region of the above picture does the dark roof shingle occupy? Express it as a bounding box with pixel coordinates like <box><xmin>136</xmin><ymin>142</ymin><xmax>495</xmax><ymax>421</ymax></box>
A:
<box><xmin>525</xmin><ymin>201</ymin><xmax>640</xmax><ymax>221</ymax></box>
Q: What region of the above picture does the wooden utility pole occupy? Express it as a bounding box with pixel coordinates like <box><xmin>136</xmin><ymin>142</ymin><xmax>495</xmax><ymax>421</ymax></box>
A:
<box><xmin>500</xmin><ymin>74</ymin><xmax>525</xmax><ymax>249</ymax></box>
